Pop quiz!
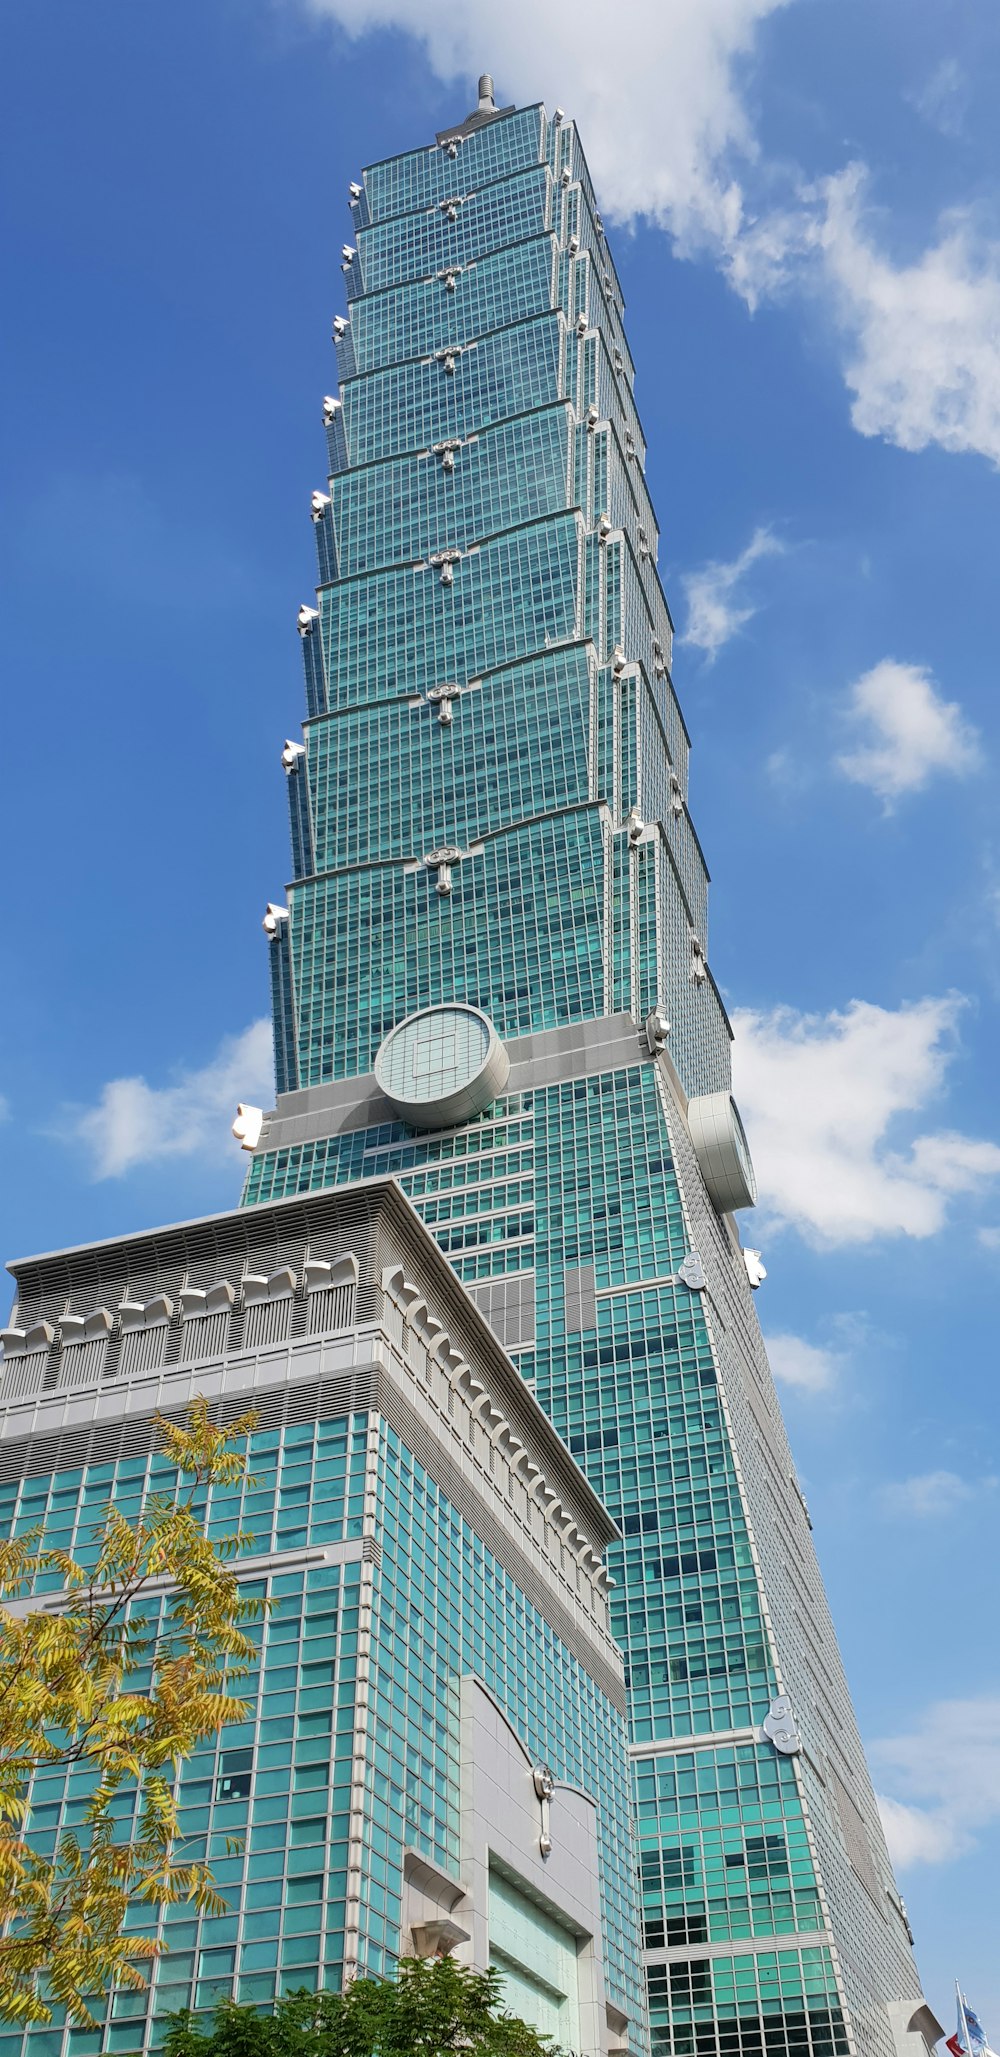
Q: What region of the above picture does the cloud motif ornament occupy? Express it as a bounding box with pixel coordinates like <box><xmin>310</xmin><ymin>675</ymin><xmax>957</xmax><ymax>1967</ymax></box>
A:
<box><xmin>679</xmin><ymin>1251</ymin><xmax>707</xmax><ymax>1290</ymax></box>
<box><xmin>232</xmin><ymin>1104</ymin><xmax>263</xmax><ymax>1152</ymax></box>
<box><xmin>743</xmin><ymin>1248</ymin><xmax>767</xmax><ymax>1288</ymax></box>
<box><xmin>763</xmin><ymin>1695</ymin><xmax>802</xmax><ymax>1755</ymax></box>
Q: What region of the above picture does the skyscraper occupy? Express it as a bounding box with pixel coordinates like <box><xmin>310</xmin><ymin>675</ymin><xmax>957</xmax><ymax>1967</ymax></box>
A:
<box><xmin>242</xmin><ymin>77</ymin><xmax>941</xmax><ymax>2057</ymax></box>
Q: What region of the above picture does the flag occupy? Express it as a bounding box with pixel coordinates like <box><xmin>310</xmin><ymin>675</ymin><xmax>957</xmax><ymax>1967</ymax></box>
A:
<box><xmin>957</xmin><ymin>1994</ymin><xmax>999</xmax><ymax>2057</ymax></box>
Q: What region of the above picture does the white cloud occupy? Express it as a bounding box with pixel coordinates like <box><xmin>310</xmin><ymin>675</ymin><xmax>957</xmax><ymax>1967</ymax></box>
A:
<box><xmin>716</xmin><ymin>166</ymin><xmax>1000</xmax><ymax>470</ymax></box>
<box><xmin>876</xmin><ymin>1793</ymin><xmax>964</xmax><ymax>1869</ymax></box>
<box><xmin>872</xmin><ymin>1696</ymin><xmax>1000</xmax><ymax>1868</ymax></box>
<box><xmin>909</xmin><ymin>56</ymin><xmax>969</xmax><ymax>140</ymax></box>
<box><xmin>681</xmin><ymin>526</ymin><xmax>784</xmax><ymax>658</ymax></box>
<box><xmin>763</xmin><ymin>1331</ymin><xmax>838</xmax><ymax>1392</ymax></box>
<box><xmin>68</xmin><ymin>1021</ymin><xmax>273</xmax><ymax>1178</ymax></box>
<box><xmin>979</xmin><ymin>1225</ymin><xmax>1000</xmax><ymax>1251</ymax></box>
<box><xmin>813</xmin><ymin>168</ymin><xmax>1000</xmax><ymax>465</ymax></box>
<box><xmin>287</xmin><ymin>4</ymin><xmax>1000</xmax><ymax>466</ymax></box>
<box><xmin>291</xmin><ymin>0</ymin><xmax>794</xmax><ymax>253</ymax></box>
<box><xmin>836</xmin><ymin>659</ymin><xmax>982</xmax><ymax>804</ymax></box>
<box><xmin>878</xmin><ymin>1469</ymin><xmax>995</xmax><ymax>1519</ymax></box>
<box><xmin>729</xmin><ymin>171</ymin><xmax>1000</xmax><ymax>467</ymax></box>
<box><xmin>906</xmin><ymin>1130</ymin><xmax>1000</xmax><ymax>1190</ymax></box>
<box><xmin>731</xmin><ymin>995</ymin><xmax>1000</xmax><ymax>1246</ymax></box>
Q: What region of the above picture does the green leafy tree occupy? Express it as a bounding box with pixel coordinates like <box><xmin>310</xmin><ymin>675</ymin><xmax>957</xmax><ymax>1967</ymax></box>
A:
<box><xmin>164</xmin><ymin>1958</ymin><xmax>557</xmax><ymax>2057</ymax></box>
<box><xmin>0</xmin><ymin>1399</ymin><xmax>266</xmax><ymax>2029</ymax></box>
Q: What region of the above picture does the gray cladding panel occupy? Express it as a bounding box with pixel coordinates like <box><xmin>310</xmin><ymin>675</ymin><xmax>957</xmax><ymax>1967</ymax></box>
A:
<box><xmin>564</xmin><ymin>1265</ymin><xmax>597</xmax><ymax>1334</ymax></box>
<box><xmin>470</xmin><ymin>1272</ymin><xmax>536</xmax><ymax>1350</ymax></box>
<box><xmin>259</xmin><ymin>1012</ymin><xmax>647</xmax><ymax>1154</ymax></box>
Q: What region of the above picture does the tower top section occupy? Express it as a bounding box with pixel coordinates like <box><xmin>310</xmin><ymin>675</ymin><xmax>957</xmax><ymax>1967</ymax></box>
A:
<box><xmin>436</xmin><ymin>68</ymin><xmax>515</xmax><ymax>144</ymax></box>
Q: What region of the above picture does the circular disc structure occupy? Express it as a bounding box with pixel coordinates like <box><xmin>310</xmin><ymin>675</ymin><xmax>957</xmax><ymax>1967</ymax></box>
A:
<box><xmin>687</xmin><ymin>1091</ymin><xmax>758</xmax><ymax>1213</ymax></box>
<box><xmin>374</xmin><ymin>1005</ymin><xmax>510</xmax><ymax>1129</ymax></box>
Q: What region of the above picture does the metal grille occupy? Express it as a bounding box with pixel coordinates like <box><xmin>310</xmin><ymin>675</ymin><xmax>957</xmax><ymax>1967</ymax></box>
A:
<box><xmin>307</xmin><ymin>1284</ymin><xmax>356</xmax><ymax>1335</ymax></box>
<box><xmin>830</xmin><ymin>1768</ymin><xmax>881</xmax><ymax>1908</ymax></box>
<box><xmin>243</xmin><ymin>1298</ymin><xmax>292</xmax><ymax>1350</ymax></box>
<box><xmin>0</xmin><ymin>1369</ymin><xmax>381</xmax><ymax>1487</ymax></box>
<box><xmin>563</xmin><ymin>1265</ymin><xmax>596</xmax><ymax>1335</ymax></box>
<box><xmin>470</xmin><ymin>1273</ymin><xmax>536</xmax><ymax>1349</ymax></box>
<box><xmin>0</xmin><ymin>1351</ymin><xmax>48</xmax><ymax>1404</ymax></box>
<box><xmin>58</xmin><ymin>1339</ymin><xmax>107</xmax><ymax>1388</ymax></box>
<box><xmin>179</xmin><ymin>1312</ymin><xmax>230</xmax><ymax>1363</ymax></box>
<box><xmin>118</xmin><ymin>1325</ymin><xmax>168</xmax><ymax>1378</ymax></box>
<box><xmin>8</xmin><ymin>1190</ymin><xmax>382</xmax><ymax>1334</ymax></box>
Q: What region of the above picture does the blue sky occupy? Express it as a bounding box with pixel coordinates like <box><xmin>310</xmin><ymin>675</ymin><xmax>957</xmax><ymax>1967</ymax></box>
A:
<box><xmin>2</xmin><ymin>0</ymin><xmax>999</xmax><ymax>2024</ymax></box>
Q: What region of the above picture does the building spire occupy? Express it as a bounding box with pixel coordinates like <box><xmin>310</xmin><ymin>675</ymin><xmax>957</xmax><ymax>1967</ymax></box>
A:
<box><xmin>435</xmin><ymin>68</ymin><xmax>509</xmax><ymax>144</ymax></box>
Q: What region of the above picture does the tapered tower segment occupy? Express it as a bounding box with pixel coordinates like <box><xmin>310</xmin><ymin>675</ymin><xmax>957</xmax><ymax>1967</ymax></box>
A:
<box><xmin>243</xmin><ymin>80</ymin><xmax>940</xmax><ymax>2057</ymax></box>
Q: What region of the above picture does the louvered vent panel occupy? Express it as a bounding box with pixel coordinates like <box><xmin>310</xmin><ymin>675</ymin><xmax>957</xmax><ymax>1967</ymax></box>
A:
<box><xmin>118</xmin><ymin>1327</ymin><xmax>168</xmax><ymax>1378</ymax></box>
<box><xmin>180</xmin><ymin>1312</ymin><xmax>230</xmax><ymax>1363</ymax></box>
<box><xmin>0</xmin><ymin>1352</ymin><xmax>49</xmax><ymax>1404</ymax></box>
<box><xmin>243</xmin><ymin>1299</ymin><xmax>292</xmax><ymax>1351</ymax></box>
<box><xmin>58</xmin><ymin>1340</ymin><xmax>108</xmax><ymax>1388</ymax></box>
<box><xmin>0</xmin><ymin>1371</ymin><xmax>380</xmax><ymax>1486</ymax></box>
<box><xmin>831</xmin><ymin>1767</ymin><xmax>881</xmax><ymax>1906</ymax></box>
<box><xmin>308</xmin><ymin>1285</ymin><xmax>356</xmax><ymax>1336</ymax></box>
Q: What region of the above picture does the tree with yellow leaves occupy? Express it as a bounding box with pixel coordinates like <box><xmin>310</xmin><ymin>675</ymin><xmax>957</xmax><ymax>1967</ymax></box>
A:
<box><xmin>0</xmin><ymin>1400</ymin><xmax>266</xmax><ymax>2030</ymax></box>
